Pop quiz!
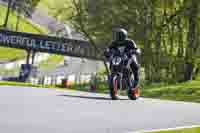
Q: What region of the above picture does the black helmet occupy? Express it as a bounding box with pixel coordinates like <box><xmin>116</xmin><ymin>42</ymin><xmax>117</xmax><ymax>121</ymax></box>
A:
<box><xmin>112</xmin><ymin>28</ymin><xmax>128</xmax><ymax>41</ymax></box>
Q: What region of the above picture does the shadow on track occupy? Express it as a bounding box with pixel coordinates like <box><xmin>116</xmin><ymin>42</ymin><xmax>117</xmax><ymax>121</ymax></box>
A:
<box><xmin>57</xmin><ymin>94</ymin><xmax>129</xmax><ymax>101</ymax></box>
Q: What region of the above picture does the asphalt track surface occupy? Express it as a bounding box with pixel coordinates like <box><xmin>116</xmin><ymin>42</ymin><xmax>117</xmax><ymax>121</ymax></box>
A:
<box><xmin>0</xmin><ymin>86</ymin><xmax>200</xmax><ymax>133</ymax></box>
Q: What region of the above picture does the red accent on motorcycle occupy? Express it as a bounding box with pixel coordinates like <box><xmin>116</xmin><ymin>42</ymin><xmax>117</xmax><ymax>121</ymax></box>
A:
<box><xmin>132</xmin><ymin>87</ymin><xmax>140</xmax><ymax>97</ymax></box>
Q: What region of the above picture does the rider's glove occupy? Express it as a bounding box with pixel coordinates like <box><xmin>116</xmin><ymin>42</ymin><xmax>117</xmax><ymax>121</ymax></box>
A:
<box><xmin>128</xmin><ymin>48</ymin><xmax>141</xmax><ymax>56</ymax></box>
<box><xmin>104</xmin><ymin>48</ymin><xmax>111</xmax><ymax>59</ymax></box>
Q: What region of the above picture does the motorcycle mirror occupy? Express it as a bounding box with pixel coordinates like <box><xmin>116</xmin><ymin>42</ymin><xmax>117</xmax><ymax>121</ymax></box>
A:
<box><xmin>136</xmin><ymin>49</ymin><xmax>141</xmax><ymax>55</ymax></box>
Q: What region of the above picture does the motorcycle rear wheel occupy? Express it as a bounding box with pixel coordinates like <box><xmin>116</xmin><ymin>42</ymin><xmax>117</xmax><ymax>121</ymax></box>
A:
<box><xmin>128</xmin><ymin>87</ymin><xmax>140</xmax><ymax>100</ymax></box>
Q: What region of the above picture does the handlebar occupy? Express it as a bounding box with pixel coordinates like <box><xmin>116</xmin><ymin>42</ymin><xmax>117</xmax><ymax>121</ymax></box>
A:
<box><xmin>104</xmin><ymin>48</ymin><xmax>141</xmax><ymax>60</ymax></box>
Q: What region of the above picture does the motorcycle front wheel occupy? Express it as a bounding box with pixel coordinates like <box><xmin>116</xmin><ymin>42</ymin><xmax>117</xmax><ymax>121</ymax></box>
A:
<box><xmin>110</xmin><ymin>75</ymin><xmax>120</xmax><ymax>100</ymax></box>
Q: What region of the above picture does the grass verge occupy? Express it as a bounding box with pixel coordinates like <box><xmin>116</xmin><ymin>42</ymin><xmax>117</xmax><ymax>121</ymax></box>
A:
<box><xmin>0</xmin><ymin>81</ymin><xmax>66</xmax><ymax>91</ymax></box>
<box><xmin>141</xmin><ymin>80</ymin><xmax>200</xmax><ymax>103</ymax></box>
<box><xmin>65</xmin><ymin>79</ymin><xmax>200</xmax><ymax>103</ymax></box>
<box><xmin>145</xmin><ymin>127</ymin><xmax>200</xmax><ymax>133</ymax></box>
<box><xmin>0</xmin><ymin>79</ymin><xmax>200</xmax><ymax>103</ymax></box>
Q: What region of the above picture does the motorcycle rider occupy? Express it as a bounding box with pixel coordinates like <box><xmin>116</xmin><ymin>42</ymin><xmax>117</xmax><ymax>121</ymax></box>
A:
<box><xmin>104</xmin><ymin>28</ymin><xmax>140</xmax><ymax>91</ymax></box>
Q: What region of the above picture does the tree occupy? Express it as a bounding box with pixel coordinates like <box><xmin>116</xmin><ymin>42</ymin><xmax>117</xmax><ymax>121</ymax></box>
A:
<box><xmin>2</xmin><ymin>0</ymin><xmax>41</xmax><ymax>30</ymax></box>
<box><xmin>184</xmin><ymin>0</ymin><xmax>200</xmax><ymax>81</ymax></box>
<box><xmin>3</xmin><ymin>0</ymin><xmax>12</xmax><ymax>28</ymax></box>
<box><xmin>59</xmin><ymin>0</ymin><xmax>200</xmax><ymax>83</ymax></box>
<box><xmin>70</xmin><ymin>0</ymin><xmax>110</xmax><ymax>74</ymax></box>
<box><xmin>11</xmin><ymin>0</ymin><xmax>40</xmax><ymax>17</ymax></box>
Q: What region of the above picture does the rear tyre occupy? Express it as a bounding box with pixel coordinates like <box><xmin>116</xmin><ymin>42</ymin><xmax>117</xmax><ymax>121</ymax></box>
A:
<box><xmin>128</xmin><ymin>87</ymin><xmax>140</xmax><ymax>100</ymax></box>
<box><xmin>110</xmin><ymin>75</ymin><xmax>119</xmax><ymax>100</ymax></box>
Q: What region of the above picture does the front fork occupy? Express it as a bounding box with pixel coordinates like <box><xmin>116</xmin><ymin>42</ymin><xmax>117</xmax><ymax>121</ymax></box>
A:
<box><xmin>128</xmin><ymin>74</ymin><xmax>136</xmax><ymax>90</ymax></box>
<box><xmin>106</xmin><ymin>59</ymin><xmax>135</xmax><ymax>91</ymax></box>
<box><xmin>109</xmin><ymin>73</ymin><xmax>122</xmax><ymax>88</ymax></box>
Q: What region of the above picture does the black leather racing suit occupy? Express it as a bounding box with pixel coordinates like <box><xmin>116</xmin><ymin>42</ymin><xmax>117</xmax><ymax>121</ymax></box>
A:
<box><xmin>105</xmin><ymin>39</ymin><xmax>139</xmax><ymax>89</ymax></box>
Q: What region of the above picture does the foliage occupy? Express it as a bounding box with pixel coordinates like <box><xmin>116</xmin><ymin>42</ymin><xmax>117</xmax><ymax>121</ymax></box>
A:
<box><xmin>0</xmin><ymin>4</ymin><xmax>47</xmax><ymax>32</ymax></box>
<box><xmin>2</xmin><ymin>0</ymin><xmax>41</xmax><ymax>29</ymax></box>
<box><xmin>59</xmin><ymin>0</ymin><xmax>200</xmax><ymax>83</ymax></box>
<box><xmin>3</xmin><ymin>0</ymin><xmax>41</xmax><ymax>17</ymax></box>
<box><xmin>38</xmin><ymin>0</ymin><xmax>72</xmax><ymax>21</ymax></box>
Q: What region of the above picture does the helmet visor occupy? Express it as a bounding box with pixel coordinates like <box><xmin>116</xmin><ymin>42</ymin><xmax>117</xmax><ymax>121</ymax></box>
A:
<box><xmin>112</xmin><ymin>29</ymin><xmax>127</xmax><ymax>41</ymax></box>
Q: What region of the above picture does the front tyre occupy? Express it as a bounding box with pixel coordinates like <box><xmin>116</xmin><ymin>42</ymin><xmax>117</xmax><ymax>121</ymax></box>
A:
<box><xmin>128</xmin><ymin>87</ymin><xmax>140</xmax><ymax>100</ymax></box>
<box><xmin>110</xmin><ymin>75</ymin><xmax>119</xmax><ymax>100</ymax></box>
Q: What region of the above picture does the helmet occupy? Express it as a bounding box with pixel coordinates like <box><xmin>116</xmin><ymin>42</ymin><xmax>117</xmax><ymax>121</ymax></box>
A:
<box><xmin>112</xmin><ymin>28</ymin><xmax>128</xmax><ymax>41</ymax></box>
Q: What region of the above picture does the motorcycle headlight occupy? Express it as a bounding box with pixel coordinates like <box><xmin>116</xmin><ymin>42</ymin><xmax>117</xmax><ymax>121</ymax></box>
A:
<box><xmin>112</xmin><ymin>57</ymin><xmax>122</xmax><ymax>65</ymax></box>
<box><xmin>124</xmin><ymin>54</ymin><xmax>128</xmax><ymax>60</ymax></box>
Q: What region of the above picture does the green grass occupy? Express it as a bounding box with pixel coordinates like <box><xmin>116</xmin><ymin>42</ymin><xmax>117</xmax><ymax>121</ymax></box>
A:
<box><xmin>0</xmin><ymin>81</ymin><xmax>59</xmax><ymax>89</ymax></box>
<box><xmin>2</xmin><ymin>78</ymin><xmax>199</xmax><ymax>104</ymax></box>
<box><xmin>141</xmin><ymin>80</ymin><xmax>200</xmax><ymax>103</ymax></box>
<box><xmin>0</xmin><ymin>74</ymin><xmax>200</xmax><ymax>104</ymax></box>
<box><xmin>0</xmin><ymin>79</ymin><xmax>200</xmax><ymax>104</ymax></box>
<box><xmin>67</xmin><ymin>77</ymin><xmax>200</xmax><ymax>103</ymax></box>
<box><xmin>0</xmin><ymin>5</ymin><xmax>48</xmax><ymax>61</ymax></box>
<box><xmin>0</xmin><ymin>81</ymin><xmax>38</xmax><ymax>87</ymax></box>
<box><xmin>0</xmin><ymin>81</ymin><xmax>73</xmax><ymax>92</ymax></box>
<box><xmin>147</xmin><ymin>127</ymin><xmax>200</xmax><ymax>133</ymax></box>
<box><xmin>0</xmin><ymin>47</ymin><xmax>26</xmax><ymax>61</ymax></box>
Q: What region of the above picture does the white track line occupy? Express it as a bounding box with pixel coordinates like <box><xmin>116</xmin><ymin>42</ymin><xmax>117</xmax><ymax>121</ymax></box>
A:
<box><xmin>129</xmin><ymin>125</ymin><xmax>200</xmax><ymax>133</ymax></box>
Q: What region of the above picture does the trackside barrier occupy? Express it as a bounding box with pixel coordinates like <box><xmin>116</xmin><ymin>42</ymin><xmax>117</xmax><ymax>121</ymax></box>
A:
<box><xmin>28</xmin><ymin>74</ymin><xmax>98</xmax><ymax>87</ymax></box>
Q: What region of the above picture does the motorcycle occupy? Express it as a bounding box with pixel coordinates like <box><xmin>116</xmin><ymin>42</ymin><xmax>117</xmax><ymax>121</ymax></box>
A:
<box><xmin>105</xmin><ymin>48</ymin><xmax>140</xmax><ymax>100</ymax></box>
